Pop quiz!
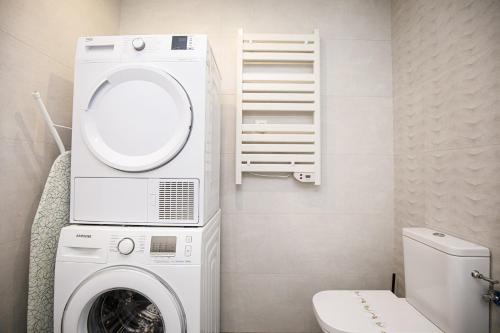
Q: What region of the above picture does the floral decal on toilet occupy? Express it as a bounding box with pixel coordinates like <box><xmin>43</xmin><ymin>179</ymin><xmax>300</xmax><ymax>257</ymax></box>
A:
<box><xmin>354</xmin><ymin>291</ymin><xmax>387</xmax><ymax>333</ymax></box>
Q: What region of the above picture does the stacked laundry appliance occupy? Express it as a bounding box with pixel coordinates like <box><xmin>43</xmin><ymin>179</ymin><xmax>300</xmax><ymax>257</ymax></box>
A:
<box><xmin>54</xmin><ymin>35</ymin><xmax>221</xmax><ymax>333</ymax></box>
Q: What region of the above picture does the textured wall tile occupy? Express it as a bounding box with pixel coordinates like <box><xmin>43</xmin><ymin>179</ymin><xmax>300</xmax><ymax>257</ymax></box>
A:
<box><xmin>446</xmin><ymin>147</ymin><xmax>500</xmax><ymax>248</ymax></box>
<box><xmin>392</xmin><ymin>0</ymin><xmax>500</xmax><ymax>330</ymax></box>
<box><xmin>424</xmin><ymin>150</ymin><xmax>458</xmax><ymax>227</ymax></box>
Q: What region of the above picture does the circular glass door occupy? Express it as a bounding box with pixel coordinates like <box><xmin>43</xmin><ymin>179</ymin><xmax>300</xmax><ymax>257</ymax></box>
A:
<box><xmin>62</xmin><ymin>267</ymin><xmax>186</xmax><ymax>333</ymax></box>
<box><xmin>82</xmin><ymin>65</ymin><xmax>192</xmax><ymax>172</ymax></box>
<box><xmin>87</xmin><ymin>289</ymin><xmax>164</xmax><ymax>332</ymax></box>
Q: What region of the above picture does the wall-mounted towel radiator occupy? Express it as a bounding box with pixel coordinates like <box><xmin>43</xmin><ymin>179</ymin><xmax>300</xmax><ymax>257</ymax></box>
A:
<box><xmin>235</xmin><ymin>29</ymin><xmax>321</xmax><ymax>185</ymax></box>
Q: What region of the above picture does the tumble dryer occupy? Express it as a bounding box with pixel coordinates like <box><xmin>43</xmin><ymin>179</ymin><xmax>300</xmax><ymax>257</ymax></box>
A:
<box><xmin>70</xmin><ymin>35</ymin><xmax>221</xmax><ymax>226</ymax></box>
<box><xmin>54</xmin><ymin>211</ymin><xmax>220</xmax><ymax>333</ymax></box>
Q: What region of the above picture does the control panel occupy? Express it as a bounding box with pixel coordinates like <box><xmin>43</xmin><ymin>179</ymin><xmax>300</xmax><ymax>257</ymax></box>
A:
<box><xmin>117</xmin><ymin>237</ymin><xmax>135</xmax><ymax>255</ymax></box>
<box><xmin>107</xmin><ymin>233</ymin><xmax>198</xmax><ymax>264</ymax></box>
<box><xmin>171</xmin><ymin>36</ymin><xmax>193</xmax><ymax>50</ymax></box>
<box><xmin>57</xmin><ymin>226</ymin><xmax>201</xmax><ymax>265</ymax></box>
<box><xmin>150</xmin><ymin>236</ymin><xmax>176</xmax><ymax>256</ymax></box>
<box><xmin>132</xmin><ymin>38</ymin><xmax>146</xmax><ymax>51</ymax></box>
<box><xmin>109</xmin><ymin>235</ymin><xmax>146</xmax><ymax>255</ymax></box>
<box><xmin>77</xmin><ymin>35</ymin><xmax>207</xmax><ymax>63</ymax></box>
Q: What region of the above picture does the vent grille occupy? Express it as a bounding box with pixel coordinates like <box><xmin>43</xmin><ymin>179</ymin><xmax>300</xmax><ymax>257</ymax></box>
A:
<box><xmin>158</xmin><ymin>181</ymin><xmax>195</xmax><ymax>221</ymax></box>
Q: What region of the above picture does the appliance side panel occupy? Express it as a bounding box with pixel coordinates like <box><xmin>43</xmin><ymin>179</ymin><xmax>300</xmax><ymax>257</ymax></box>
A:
<box><xmin>200</xmin><ymin>211</ymin><xmax>221</xmax><ymax>333</ymax></box>
<box><xmin>203</xmin><ymin>48</ymin><xmax>221</xmax><ymax>223</ymax></box>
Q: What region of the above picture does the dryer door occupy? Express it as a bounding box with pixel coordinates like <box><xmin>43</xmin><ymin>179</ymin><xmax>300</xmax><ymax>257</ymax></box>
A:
<box><xmin>82</xmin><ymin>65</ymin><xmax>192</xmax><ymax>172</ymax></box>
<box><xmin>61</xmin><ymin>266</ymin><xmax>186</xmax><ymax>333</ymax></box>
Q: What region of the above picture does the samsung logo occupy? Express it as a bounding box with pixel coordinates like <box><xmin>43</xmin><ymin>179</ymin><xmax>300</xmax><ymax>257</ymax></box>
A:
<box><xmin>76</xmin><ymin>234</ymin><xmax>92</xmax><ymax>239</ymax></box>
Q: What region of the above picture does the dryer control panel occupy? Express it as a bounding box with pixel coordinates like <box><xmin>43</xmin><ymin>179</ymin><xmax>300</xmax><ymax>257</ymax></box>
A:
<box><xmin>171</xmin><ymin>36</ymin><xmax>193</xmax><ymax>50</ymax></box>
<box><xmin>76</xmin><ymin>34</ymin><xmax>207</xmax><ymax>63</ymax></box>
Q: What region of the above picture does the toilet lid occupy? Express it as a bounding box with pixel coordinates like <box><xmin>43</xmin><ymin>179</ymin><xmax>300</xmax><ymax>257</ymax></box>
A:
<box><xmin>312</xmin><ymin>290</ymin><xmax>443</xmax><ymax>333</ymax></box>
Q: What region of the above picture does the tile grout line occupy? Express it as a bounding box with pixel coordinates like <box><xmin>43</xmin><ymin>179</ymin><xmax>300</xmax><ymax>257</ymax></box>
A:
<box><xmin>0</xmin><ymin>27</ymin><xmax>73</xmax><ymax>71</ymax></box>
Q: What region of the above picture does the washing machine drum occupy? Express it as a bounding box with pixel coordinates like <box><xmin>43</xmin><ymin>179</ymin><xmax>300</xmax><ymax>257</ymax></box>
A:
<box><xmin>82</xmin><ymin>66</ymin><xmax>192</xmax><ymax>172</ymax></box>
<box><xmin>87</xmin><ymin>289</ymin><xmax>164</xmax><ymax>332</ymax></box>
<box><xmin>62</xmin><ymin>267</ymin><xmax>186</xmax><ymax>333</ymax></box>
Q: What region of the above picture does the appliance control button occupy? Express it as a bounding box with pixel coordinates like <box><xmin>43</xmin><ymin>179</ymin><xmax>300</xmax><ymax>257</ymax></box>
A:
<box><xmin>117</xmin><ymin>237</ymin><xmax>135</xmax><ymax>255</ymax></box>
<box><xmin>185</xmin><ymin>236</ymin><xmax>192</xmax><ymax>243</ymax></box>
<box><xmin>132</xmin><ymin>38</ymin><xmax>146</xmax><ymax>51</ymax></box>
<box><xmin>185</xmin><ymin>245</ymin><xmax>192</xmax><ymax>257</ymax></box>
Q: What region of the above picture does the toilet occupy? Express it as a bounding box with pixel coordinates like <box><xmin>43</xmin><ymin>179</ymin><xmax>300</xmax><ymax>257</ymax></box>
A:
<box><xmin>312</xmin><ymin>228</ymin><xmax>491</xmax><ymax>333</ymax></box>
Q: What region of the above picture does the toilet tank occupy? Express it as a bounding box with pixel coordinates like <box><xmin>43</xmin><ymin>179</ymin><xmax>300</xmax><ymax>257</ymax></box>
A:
<box><xmin>403</xmin><ymin>228</ymin><xmax>490</xmax><ymax>333</ymax></box>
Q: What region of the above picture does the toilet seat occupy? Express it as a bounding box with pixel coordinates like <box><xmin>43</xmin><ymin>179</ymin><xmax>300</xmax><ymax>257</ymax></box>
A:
<box><xmin>312</xmin><ymin>290</ymin><xmax>443</xmax><ymax>333</ymax></box>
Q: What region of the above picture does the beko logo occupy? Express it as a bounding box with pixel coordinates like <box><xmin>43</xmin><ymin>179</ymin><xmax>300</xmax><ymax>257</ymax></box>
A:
<box><xmin>76</xmin><ymin>234</ymin><xmax>92</xmax><ymax>239</ymax></box>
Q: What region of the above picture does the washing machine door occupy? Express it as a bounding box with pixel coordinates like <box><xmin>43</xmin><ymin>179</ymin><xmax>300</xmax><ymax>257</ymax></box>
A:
<box><xmin>61</xmin><ymin>266</ymin><xmax>186</xmax><ymax>333</ymax></box>
<box><xmin>82</xmin><ymin>65</ymin><xmax>192</xmax><ymax>172</ymax></box>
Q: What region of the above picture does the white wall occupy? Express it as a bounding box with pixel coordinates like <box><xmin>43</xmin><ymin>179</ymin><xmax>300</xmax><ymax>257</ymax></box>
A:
<box><xmin>120</xmin><ymin>1</ymin><xmax>394</xmax><ymax>332</ymax></box>
<box><xmin>0</xmin><ymin>0</ymin><xmax>120</xmax><ymax>331</ymax></box>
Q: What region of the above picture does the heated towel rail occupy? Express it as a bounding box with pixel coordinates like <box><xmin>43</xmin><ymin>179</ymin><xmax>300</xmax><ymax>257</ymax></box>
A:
<box><xmin>235</xmin><ymin>29</ymin><xmax>321</xmax><ymax>185</ymax></box>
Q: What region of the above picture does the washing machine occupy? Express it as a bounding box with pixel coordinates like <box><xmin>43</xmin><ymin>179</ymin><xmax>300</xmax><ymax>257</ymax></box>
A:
<box><xmin>70</xmin><ymin>35</ymin><xmax>221</xmax><ymax>226</ymax></box>
<box><xmin>54</xmin><ymin>210</ymin><xmax>220</xmax><ymax>333</ymax></box>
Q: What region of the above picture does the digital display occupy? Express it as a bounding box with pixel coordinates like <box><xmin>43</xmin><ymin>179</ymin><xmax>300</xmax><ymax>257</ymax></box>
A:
<box><xmin>150</xmin><ymin>236</ymin><xmax>176</xmax><ymax>255</ymax></box>
<box><xmin>171</xmin><ymin>36</ymin><xmax>188</xmax><ymax>50</ymax></box>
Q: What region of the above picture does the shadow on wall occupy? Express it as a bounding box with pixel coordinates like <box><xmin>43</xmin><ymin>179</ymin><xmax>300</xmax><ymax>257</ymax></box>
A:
<box><xmin>46</xmin><ymin>73</ymin><xmax>73</xmax><ymax>149</ymax></box>
<box><xmin>14</xmin><ymin>72</ymin><xmax>72</xmax><ymax>175</ymax></box>
<box><xmin>0</xmin><ymin>72</ymin><xmax>72</xmax><ymax>332</ymax></box>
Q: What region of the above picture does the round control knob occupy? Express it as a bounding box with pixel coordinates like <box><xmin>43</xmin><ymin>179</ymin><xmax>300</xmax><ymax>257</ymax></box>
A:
<box><xmin>132</xmin><ymin>38</ymin><xmax>146</xmax><ymax>51</ymax></box>
<box><xmin>117</xmin><ymin>238</ymin><xmax>135</xmax><ymax>255</ymax></box>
